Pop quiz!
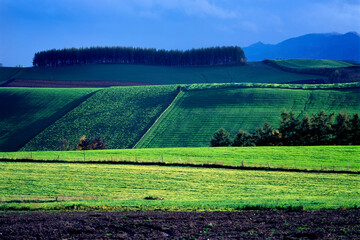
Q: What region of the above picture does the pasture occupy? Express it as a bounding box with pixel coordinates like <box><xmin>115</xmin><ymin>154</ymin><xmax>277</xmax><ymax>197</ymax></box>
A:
<box><xmin>3</xmin><ymin>62</ymin><xmax>320</xmax><ymax>85</ymax></box>
<box><xmin>136</xmin><ymin>87</ymin><xmax>360</xmax><ymax>148</ymax></box>
<box><xmin>2</xmin><ymin>146</ymin><xmax>359</xmax><ymax>172</ymax></box>
<box><xmin>1</xmin><ymin>160</ymin><xmax>359</xmax><ymax>211</ymax></box>
<box><xmin>271</xmin><ymin>59</ymin><xmax>355</xmax><ymax>69</ymax></box>
<box><xmin>0</xmin><ymin>87</ymin><xmax>98</xmax><ymax>151</ymax></box>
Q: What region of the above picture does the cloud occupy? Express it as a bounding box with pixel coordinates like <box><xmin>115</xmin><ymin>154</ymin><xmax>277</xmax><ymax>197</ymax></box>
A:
<box><xmin>126</xmin><ymin>0</ymin><xmax>238</xmax><ymax>19</ymax></box>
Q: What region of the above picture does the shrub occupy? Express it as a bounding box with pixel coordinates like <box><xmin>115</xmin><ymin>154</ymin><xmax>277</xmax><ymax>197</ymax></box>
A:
<box><xmin>76</xmin><ymin>136</ymin><xmax>90</xmax><ymax>150</ymax></box>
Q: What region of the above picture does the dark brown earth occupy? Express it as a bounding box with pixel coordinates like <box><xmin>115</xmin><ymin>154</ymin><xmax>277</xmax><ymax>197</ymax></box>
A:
<box><xmin>2</xmin><ymin>79</ymin><xmax>156</xmax><ymax>88</ymax></box>
<box><xmin>1</xmin><ymin>210</ymin><xmax>359</xmax><ymax>239</ymax></box>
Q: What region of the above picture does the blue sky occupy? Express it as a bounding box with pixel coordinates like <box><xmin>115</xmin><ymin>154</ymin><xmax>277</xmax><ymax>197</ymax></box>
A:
<box><xmin>1</xmin><ymin>0</ymin><xmax>359</xmax><ymax>66</ymax></box>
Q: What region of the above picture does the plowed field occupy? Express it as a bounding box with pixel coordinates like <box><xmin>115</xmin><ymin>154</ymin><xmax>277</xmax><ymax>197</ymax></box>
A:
<box><xmin>1</xmin><ymin>210</ymin><xmax>359</xmax><ymax>239</ymax></box>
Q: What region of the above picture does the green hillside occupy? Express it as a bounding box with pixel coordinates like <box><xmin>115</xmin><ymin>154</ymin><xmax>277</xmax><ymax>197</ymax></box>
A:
<box><xmin>0</xmin><ymin>88</ymin><xmax>98</xmax><ymax>151</ymax></box>
<box><xmin>22</xmin><ymin>85</ymin><xmax>178</xmax><ymax>151</ymax></box>
<box><xmin>136</xmin><ymin>87</ymin><xmax>360</xmax><ymax>148</ymax></box>
<box><xmin>0</xmin><ymin>67</ymin><xmax>23</xmax><ymax>84</ymax></box>
<box><xmin>11</xmin><ymin>62</ymin><xmax>320</xmax><ymax>84</ymax></box>
<box><xmin>272</xmin><ymin>59</ymin><xmax>355</xmax><ymax>69</ymax></box>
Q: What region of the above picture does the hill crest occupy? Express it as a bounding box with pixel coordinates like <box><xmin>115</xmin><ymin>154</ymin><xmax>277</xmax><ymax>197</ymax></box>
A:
<box><xmin>244</xmin><ymin>32</ymin><xmax>360</xmax><ymax>62</ymax></box>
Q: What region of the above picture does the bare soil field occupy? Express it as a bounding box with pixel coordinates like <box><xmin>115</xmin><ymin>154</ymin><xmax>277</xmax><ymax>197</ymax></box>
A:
<box><xmin>2</xmin><ymin>79</ymin><xmax>156</xmax><ymax>88</ymax></box>
<box><xmin>1</xmin><ymin>210</ymin><xmax>359</xmax><ymax>239</ymax></box>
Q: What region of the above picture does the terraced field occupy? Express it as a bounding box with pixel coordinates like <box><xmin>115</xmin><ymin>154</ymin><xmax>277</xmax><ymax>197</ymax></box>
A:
<box><xmin>0</xmin><ymin>87</ymin><xmax>98</xmax><ymax>151</ymax></box>
<box><xmin>22</xmin><ymin>85</ymin><xmax>178</xmax><ymax>151</ymax></box>
<box><xmin>136</xmin><ymin>87</ymin><xmax>360</xmax><ymax>148</ymax></box>
<box><xmin>1</xmin><ymin>62</ymin><xmax>321</xmax><ymax>86</ymax></box>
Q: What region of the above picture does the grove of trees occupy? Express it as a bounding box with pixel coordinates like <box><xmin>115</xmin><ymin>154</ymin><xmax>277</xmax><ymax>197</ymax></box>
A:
<box><xmin>33</xmin><ymin>46</ymin><xmax>246</xmax><ymax>67</ymax></box>
<box><xmin>211</xmin><ymin>109</ymin><xmax>360</xmax><ymax>147</ymax></box>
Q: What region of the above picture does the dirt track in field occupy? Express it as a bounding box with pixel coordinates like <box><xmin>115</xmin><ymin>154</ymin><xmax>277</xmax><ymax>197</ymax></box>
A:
<box><xmin>2</xmin><ymin>79</ymin><xmax>156</xmax><ymax>88</ymax></box>
<box><xmin>1</xmin><ymin>210</ymin><xmax>359</xmax><ymax>239</ymax></box>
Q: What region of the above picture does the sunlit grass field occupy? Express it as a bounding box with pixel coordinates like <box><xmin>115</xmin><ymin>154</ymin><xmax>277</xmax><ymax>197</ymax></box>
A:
<box><xmin>1</xmin><ymin>161</ymin><xmax>359</xmax><ymax>211</ymax></box>
<box><xmin>2</xmin><ymin>146</ymin><xmax>359</xmax><ymax>171</ymax></box>
<box><xmin>272</xmin><ymin>59</ymin><xmax>355</xmax><ymax>69</ymax></box>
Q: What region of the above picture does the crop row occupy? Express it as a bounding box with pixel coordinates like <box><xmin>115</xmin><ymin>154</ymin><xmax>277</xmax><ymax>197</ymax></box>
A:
<box><xmin>22</xmin><ymin>85</ymin><xmax>179</xmax><ymax>151</ymax></box>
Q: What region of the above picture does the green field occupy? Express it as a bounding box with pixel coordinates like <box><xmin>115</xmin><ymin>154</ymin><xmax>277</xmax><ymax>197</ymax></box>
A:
<box><xmin>0</xmin><ymin>87</ymin><xmax>98</xmax><ymax>151</ymax></box>
<box><xmin>136</xmin><ymin>87</ymin><xmax>360</xmax><ymax>148</ymax></box>
<box><xmin>3</xmin><ymin>62</ymin><xmax>321</xmax><ymax>84</ymax></box>
<box><xmin>0</xmin><ymin>67</ymin><xmax>22</xmax><ymax>84</ymax></box>
<box><xmin>1</xmin><ymin>160</ymin><xmax>359</xmax><ymax>211</ymax></box>
<box><xmin>21</xmin><ymin>85</ymin><xmax>178</xmax><ymax>151</ymax></box>
<box><xmin>272</xmin><ymin>59</ymin><xmax>356</xmax><ymax>69</ymax></box>
<box><xmin>2</xmin><ymin>146</ymin><xmax>359</xmax><ymax>171</ymax></box>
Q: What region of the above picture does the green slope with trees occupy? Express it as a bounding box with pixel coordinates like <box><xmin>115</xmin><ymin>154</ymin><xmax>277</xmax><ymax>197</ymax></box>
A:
<box><xmin>136</xmin><ymin>87</ymin><xmax>360</xmax><ymax>148</ymax></box>
<box><xmin>21</xmin><ymin>85</ymin><xmax>179</xmax><ymax>151</ymax></box>
<box><xmin>0</xmin><ymin>87</ymin><xmax>98</xmax><ymax>151</ymax></box>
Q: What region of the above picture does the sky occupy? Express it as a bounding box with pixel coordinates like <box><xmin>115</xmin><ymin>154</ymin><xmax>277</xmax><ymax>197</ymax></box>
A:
<box><xmin>0</xmin><ymin>0</ymin><xmax>359</xmax><ymax>67</ymax></box>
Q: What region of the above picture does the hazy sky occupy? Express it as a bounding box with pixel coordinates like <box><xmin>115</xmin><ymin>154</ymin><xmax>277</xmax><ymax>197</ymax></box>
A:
<box><xmin>1</xmin><ymin>0</ymin><xmax>359</xmax><ymax>66</ymax></box>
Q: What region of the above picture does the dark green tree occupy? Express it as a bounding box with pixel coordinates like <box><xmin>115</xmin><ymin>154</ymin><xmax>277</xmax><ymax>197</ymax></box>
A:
<box><xmin>310</xmin><ymin>110</ymin><xmax>335</xmax><ymax>145</ymax></box>
<box><xmin>211</xmin><ymin>128</ymin><xmax>231</xmax><ymax>147</ymax></box>
<box><xmin>333</xmin><ymin>110</ymin><xmax>351</xmax><ymax>145</ymax></box>
<box><xmin>232</xmin><ymin>129</ymin><xmax>254</xmax><ymax>147</ymax></box>
<box><xmin>349</xmin><ymin>113</ymin><xmax>360</xmax><ymax>145</ymax></box>
<box><xmin>253</xmin><ymin>121</ymin><xmax>276</xmax><ymax>146</ymax></box>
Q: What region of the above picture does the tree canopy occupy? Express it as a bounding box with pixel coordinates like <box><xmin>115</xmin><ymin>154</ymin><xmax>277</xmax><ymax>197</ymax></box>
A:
<box><xmin>33</xmin><ymin>46</ymin><xmax>246</xmax><ymax>67</ymax></box>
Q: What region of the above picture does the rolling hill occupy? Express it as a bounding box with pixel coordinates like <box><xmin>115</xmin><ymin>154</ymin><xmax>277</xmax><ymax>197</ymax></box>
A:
<box><xmin>135</xmin><ymin>86</ymin><xmax>360</xmax><ymax>148</ymax></box>
<box><xmin>0</xmin><ymin>62</ymin><xmax>322</xmax><ymax>87</ymax></box>
<box><xmin>0</xmin><ymin>88</ymin><xmax>98</xmax><ymax>151</ymax></box>
<box><xmin>14</xmin><ymin>84</ymin><xmax>359</xmax><ymax>151</ymax></box>
<box><xmin>21</xmin><ymin>85</ymin><xmax>179</xmax><ymax>151</ymax></box>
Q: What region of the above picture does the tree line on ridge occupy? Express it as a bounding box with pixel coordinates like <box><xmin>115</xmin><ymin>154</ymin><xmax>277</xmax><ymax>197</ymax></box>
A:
<box><xmin>33</xmin><ymin>46</ymin><xmax>246</xmax><ymax>67</ymax></box>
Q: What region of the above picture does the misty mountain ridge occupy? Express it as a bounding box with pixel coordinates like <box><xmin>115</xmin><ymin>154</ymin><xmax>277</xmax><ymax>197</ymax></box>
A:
<box><xmin>244</xmin><ymin>32</ymin><xmax>360</xmax><ymax>62</ymax></box>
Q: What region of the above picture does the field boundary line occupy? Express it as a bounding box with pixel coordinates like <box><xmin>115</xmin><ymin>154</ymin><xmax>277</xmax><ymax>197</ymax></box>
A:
<box><xmin>1</xmin><ymin>158</ymin><xmax>359</xmax><ymax>175</ymax></box>
<box><xmin>132</xmin><ymin>90</ymin><xmax>184</xmax><ymax>148</ymax></box>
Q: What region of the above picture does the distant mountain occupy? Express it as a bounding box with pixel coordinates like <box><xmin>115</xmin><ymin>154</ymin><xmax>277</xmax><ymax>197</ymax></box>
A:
<box><xmin>244</xmin><ymin>32</ymin><xmax>360</xmax><ymax>62</ymax></box>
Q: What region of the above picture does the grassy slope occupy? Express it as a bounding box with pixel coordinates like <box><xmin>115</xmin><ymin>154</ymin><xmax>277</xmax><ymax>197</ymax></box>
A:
<box><xmin>2</xmin><ymin>146</ymin><xmax>359</xmax><ymax>171</ymax></box>
<box><xmin>0</xmin><ymin>88</ymin><xmax>98</xmax><ymax>152</ymax></box>
<box><xmin>1</xmin><ymin>161</ymin><xmax>359</xmax><ymax>210</ymax></box>
<box><xmin>272</xmin><ymin>59</ymin><xmax>355</xmax><ymax>69</ymax></box>
<box><xmin>14</xmin><ymin>62</ymin><xmax>320</xmax><ymax>84</ymax></box>
<box><xmin>21</xmin><ymin>85</ymin><xmax>178</xmax><ymax>151</ymax></box>
<box><xmin>0</xmin><ymin>67</ymin><xmax>23</xmax><ymax>84</ymax></box>
<box><xmin>136</xmin><ymin>87</ymin><xmax>360</xmax><ymax>148</ymax></box>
